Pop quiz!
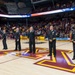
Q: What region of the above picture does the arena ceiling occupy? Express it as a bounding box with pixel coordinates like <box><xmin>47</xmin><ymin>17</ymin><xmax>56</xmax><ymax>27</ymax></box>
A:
<box><xmin>0</xmin><ymin>0</ymin><xmax>75</xmax><ymax>14</ymax></box>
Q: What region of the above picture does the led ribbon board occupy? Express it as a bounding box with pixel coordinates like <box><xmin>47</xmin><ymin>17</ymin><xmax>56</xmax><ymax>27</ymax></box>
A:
<box><xmin>31</xmin><ymin>7</ymin><xmax>75</xmax><ymax>17</ymax></box>
<box><xmin>0</xmin><ymin>14</ymin><xmax>31</xmax><ymax>18</ymax></box>
<box><xmin>0</xmin><ymin>7</ymin><xmax>75</xmax><ymax>18</ymax></box>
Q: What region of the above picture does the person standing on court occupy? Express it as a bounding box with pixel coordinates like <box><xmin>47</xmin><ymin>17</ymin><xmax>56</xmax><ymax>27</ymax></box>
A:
<box><xmin>14</xmin><ymin>28</ymin><xmax>21</xmax><ymax>51</ymax></box>
<box><xmin>2</xmin><ymin>29</ymin><xmax>8</xmax><ymax>50</ymax></box>
<box><xmin>48</xmin><ymin>25</ymin><xmax>56</xmax><ymax>59</ymax></box>
<box><xmin>70</xmin><ymin>26</ymin><xmax>75</xmax><ymax>60</ymax></box>
<box><xmin>0</xmin><ymin>28</ymin><xmax>8</xmax><ymax>50</ymax></box>
<box><xmin>27</xmin><ymin>26</ymin><xmax>36</xmax><ymax>54</ymax></box>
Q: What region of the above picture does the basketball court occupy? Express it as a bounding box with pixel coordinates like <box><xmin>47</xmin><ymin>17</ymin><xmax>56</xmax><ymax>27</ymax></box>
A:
<box><xmin>0</xmin><ymin>39</ymin><xmax>75</xmax><ymax>75</ymax></box>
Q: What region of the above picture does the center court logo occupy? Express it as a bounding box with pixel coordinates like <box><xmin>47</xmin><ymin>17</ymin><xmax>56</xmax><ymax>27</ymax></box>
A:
<box><xmin>34</xmin><ymin>48</ymin><xmax>75</xmax><ymax>73</ymax></box>
<box><xmin>0</xmin><ymin>48</ymin><xmax>75</xmax><ymax>73</ymax></box>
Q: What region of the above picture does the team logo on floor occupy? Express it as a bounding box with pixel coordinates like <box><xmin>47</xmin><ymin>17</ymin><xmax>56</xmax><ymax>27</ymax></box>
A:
<box><xmin>34</xmin><ymin>49</ymin><xmax>75</xmax><ymax>73</ymax></box>
<box><xmin>14</xmin><ymin>48</ymin><xmax>48</xmax><ymax>60</ymax></box>
<box><xmin>0</xmin><ymin>48</ymin><xmax>48</xmax><ymax>60</ymax></box>
<box><xmin>0</xmin><ymin>48</ymin><xmax>75</xmax><ymax>73</ymax></box>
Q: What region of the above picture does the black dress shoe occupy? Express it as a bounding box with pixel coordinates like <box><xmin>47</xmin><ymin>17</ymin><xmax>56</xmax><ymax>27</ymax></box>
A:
<box><xmin>14</xmin><ymin>50</ymin><xmax>17</xmax><ymax>51</ymax></box>
<box><xmin>3</xmin><ymin>48</ymin><xmax>8</xmax><ymax>50</ymax></box>
<box><xmin>72</xmin><ymin>58</ymin><xmax>75</xmax><ymax>60</ymax></box>
<box><xmin>54</xmin><ymin>55</ymin><xmax>56</xmax><ymax>58</ymax></box>
<box><xmin>28</xmin><ymin>51</ymin><xmax>32</xmax><ymax>53</ymax></box>
<box><xmin>47</xmin><ymin>54</ymin><xmax>50</xmax><ymax>56</ymax></box>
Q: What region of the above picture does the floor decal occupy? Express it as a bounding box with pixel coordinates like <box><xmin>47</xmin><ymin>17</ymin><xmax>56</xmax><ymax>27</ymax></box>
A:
<box><xmin>34</xmin><ymin>50</ymin><xmax>75</xmax><ymax>73</ymax></box>
<box><xmin>0</xmin><ymin>48</ymin><xmax>48</xmax><ymax>60</ymax></box>
<box><xmin>14</xmin><ymin>48</ymin><xmax>48</xmax><ymax>60</ymax></box>
<box><xmin>0</xmin><ymin>48</ymin><xmax>75</xmax><ymax>73</ymax></box>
